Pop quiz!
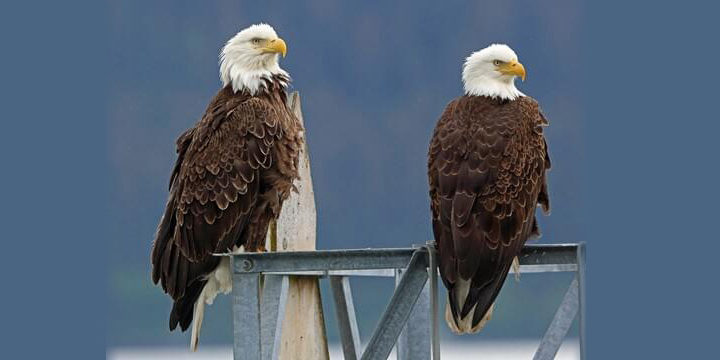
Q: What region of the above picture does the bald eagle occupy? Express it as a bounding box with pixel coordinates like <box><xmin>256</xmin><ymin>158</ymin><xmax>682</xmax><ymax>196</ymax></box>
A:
<box><xmin>151</xmin><ymin>24</ymin><xmax>302</xmax><ymax>350</ymax></box>
<box><xmin>428</xmin><ymin>44</ymin><xmax>551</xmax><ymax>334</ymax></box>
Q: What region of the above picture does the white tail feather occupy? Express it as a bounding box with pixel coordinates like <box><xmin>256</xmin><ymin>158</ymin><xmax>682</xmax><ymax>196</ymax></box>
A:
<box><xmin>189</xmin><ymin>256</ymin><xmax>234</xmax><ymax>351</ymax></box>
<box><xmin>444</xmin><ymin>278</ymin><xmax>495</xmax><ymax>334</ymax></box>
<box><xmin>445</xmin><ymin>299</ymin><xmax>494</xmax><ymax>334</ymax></box>
<box><xmin>190</xmin><ymin>294</ymin><xmax>206</xmax><ymax>351</ymax></box>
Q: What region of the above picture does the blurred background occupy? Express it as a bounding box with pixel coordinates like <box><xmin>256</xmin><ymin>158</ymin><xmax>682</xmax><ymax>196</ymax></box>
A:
<box><xmin>107</xmin><ymin>0</ymin><xmax>583</xmax><ymax>356</ymax></box>
<box><xmin>2</xmin><ymin>0</ymin><xmax>719</xmax><ymax>359</ymax></box>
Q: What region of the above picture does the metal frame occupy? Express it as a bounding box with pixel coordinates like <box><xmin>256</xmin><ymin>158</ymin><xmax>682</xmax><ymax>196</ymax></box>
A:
<box><xmin>226</xmin><ymin>243</ymin><xmax>586</xmax><ymax>360</ymax></box>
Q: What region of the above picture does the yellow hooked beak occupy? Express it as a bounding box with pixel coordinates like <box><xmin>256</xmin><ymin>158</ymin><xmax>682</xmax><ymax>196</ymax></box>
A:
<box><xmin>498</xmin><ymin>59</ymin><xmax>526</xmax><ymax>81</ymax></box>
<box><xmin>263</xmin><ymin>38</ymin><xmax>287</xmax><ymax>58</ymax></box>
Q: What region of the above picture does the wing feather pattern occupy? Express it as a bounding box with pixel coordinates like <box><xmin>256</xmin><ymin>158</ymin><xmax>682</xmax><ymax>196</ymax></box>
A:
<box><xmin>151</xmin><ymin>85</ymin><xmax>300</xmax><ymax>332</ymax></box>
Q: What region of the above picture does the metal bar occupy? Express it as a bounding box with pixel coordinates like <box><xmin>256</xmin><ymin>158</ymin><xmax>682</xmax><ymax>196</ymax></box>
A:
<box><xmin>360</xmin><ymin>250</ymin><xmax>429</xmax><ymax>360</ymax></box>
<box><xmin>259</xmin><ymin>264</ymin><xmax>575</xmax><ymax>277</ymax></box>
<box><xmin>577</xmin><ymin>243</ymin><xmax>587</xmax><ymax>359</ymax></box>
<box><xmin>329</xmin><ymin>269</ymin><xmax>395</xmax><ymax>277</ymax></box>
<box><xmin>232</xmin><ymin>264</ymin><xmax>262</xmax><ymax>360</ymax></box>
<box><xmin>264</xmin><ymin>269</ymin><xmax>396</xmax><ymax>277</ymax></box>
<box><xmin>232</xmin><ymin>248</ymin><xmax>417</xmax><ymax>273</ymax></box>
<box><xmin>330</xmin><ymin>276</ymin><xmax>362</xmax><ymax>360</ymax></box>
<box><xmin>512</xmin><ymin>264</ymin><xmax>578</xmax><ymax>273</ymax></box>
<box><xmin>226</xmin><ymin>244</ymin><xmax>584</xmax><ymax>359</ymax></box>
<box><xmin>228</xmin><ymin>245</ymin><xmax>577</xmax><ymax>273</ymax></box>
<box><xmin>427</xmin><ymin>242</ymin><xmax>440</xmax><ymax>360</ymax></box>
<box><xmin>395</xmin><ymin>268</ymin><xmax>431</xmax><ymax>360</ymax></box>
<box><xmin>518</xmin><ymin>244</ymin><xmax>579</xmax><ymax>266</ymax></box>
<box><xmin>260</xmin><ymin>275</ymin><xmax>289</xmax><ymax>360</ymax></box>
<box><xmin>532</xmin><ymin>276</ymin><xmax>580</xmax><ymax>360</ymax></box>
<box><xmin>395</xmin><ymin>269</ymin><xmax>405</xmax><ymax>360</ymax></box>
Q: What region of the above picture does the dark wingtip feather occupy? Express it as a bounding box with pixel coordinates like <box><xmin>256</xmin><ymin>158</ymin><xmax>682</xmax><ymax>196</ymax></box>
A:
<box><xmin>447</xmin><ymin>286</ymin><xmax>462</xmax><ymax>327</ymax></box>
<box><xmin>169</xmin><ymin>308</ymin><xmax>180</xmax><ymax>331</ymax></box>
<box><xmin>152</xmin><ymin>195</ymin><xmax>178</xmax><ymax>286</ymax></box>
<box><xmin>538</xmin><ymin>181</ymin><xmax>551</xmax><ymax>215</ymax></box>
<box><xmin>168</xmin><ymin>281</ymin><xmax>206</xmax><ymax>332</ymax></box>
<box><xmin>471</xmin><ymin>299</ymin><xmax>489</xmax><ymax>328</ymax></box>
<box><xmin>460</xmin><ymin>287</ymin><xmax>480</xmax><ymax>319</ymax></box>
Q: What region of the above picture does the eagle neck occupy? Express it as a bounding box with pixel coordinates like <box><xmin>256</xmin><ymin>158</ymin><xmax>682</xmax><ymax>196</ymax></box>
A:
<box><xmin>220</xmin><ymin>56</ymin><xmax>290</xmax><ymax>96</ymax></box>
<box><xmin>226</xmin><ymin>75</ymin><xmax>286</xmax><ymax>102</ymax></box>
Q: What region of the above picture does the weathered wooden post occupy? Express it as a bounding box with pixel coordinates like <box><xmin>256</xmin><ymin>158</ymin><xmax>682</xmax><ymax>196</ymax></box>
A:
<box><xmin>264</xmin><ymin>91</ymin><xmax>329</xmax><ymax>360</ymax></box>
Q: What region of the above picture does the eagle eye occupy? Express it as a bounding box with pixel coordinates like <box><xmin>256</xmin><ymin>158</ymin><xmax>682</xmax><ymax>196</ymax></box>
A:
<box><xmin>493</xmin><ymin>60</ymin><xmax>502</xmax><ymax>66</ymax></box>
<box><xmin>251</xmin><ymin>38</ymin><xmax>262</xmax><ymax>44</ymax></box>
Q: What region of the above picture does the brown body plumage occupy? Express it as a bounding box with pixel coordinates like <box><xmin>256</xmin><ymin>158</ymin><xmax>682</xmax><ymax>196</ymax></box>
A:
<box><xmin>428</xmin><ymin>95</ymin><xmax>551</xmax><ymax>332</ymax></box>
<box><xmin>151</xmin><ymin>74</ymin><xmax>302</xmax><ymax>333</ymax></box>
